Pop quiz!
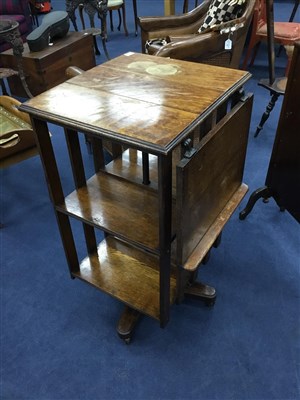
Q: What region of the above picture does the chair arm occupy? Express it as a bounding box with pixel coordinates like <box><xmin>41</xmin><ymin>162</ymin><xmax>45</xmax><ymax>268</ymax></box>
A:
<box><xmin>138</xmin><ymin>0</ymin><xmax>210</xmax><ymax>32</ymax></box>
<box><xmin>155</xmin><ymin>28</ymin><xmax>246</xmax><ymax>69</ymax></box>
<box><xmin>139</xmin><ymin>1</ymin><xmax>211</xmax><ymax>53</ymax></box>
<box><xmin>155</xmin><ymin>32</ymin><xmax>221</xmax><ymax>58</ymax></box>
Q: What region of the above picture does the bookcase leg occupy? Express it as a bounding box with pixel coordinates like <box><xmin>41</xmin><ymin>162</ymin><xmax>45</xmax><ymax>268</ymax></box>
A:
<box><xmin>177</xmin><ymin>269</ymin><xmax>216</xmax><ymax>307</ymax></box>
<box><xmin>184</xmin><ymin>281</ymin><xmax>216</xmax><ymax>307</ymax></box>
<box><xmin>116</xmin><ymin>306</ymin><xmax>141</xmax><ymax>344</ymax></box>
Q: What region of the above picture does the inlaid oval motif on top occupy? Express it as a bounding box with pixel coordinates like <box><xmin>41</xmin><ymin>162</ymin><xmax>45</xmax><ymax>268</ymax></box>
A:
<box><xmin>128</xmin><ymin>61</ymin><xmax>180</xmax><ymax>77</ymax></box>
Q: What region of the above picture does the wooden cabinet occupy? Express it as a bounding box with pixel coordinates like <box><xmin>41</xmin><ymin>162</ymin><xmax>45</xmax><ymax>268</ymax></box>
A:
<box><xmin>0</xmin><ymin>32</ymin><xmax>95</xmax><ymax>97</ymax></box>
<box><xmin>21</xmin><ymin>53</ymin><xmax>253</xmax><ymax>342</ymax></box>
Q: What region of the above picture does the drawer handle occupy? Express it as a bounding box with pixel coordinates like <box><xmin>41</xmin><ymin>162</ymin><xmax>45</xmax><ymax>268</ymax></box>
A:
<box><xmin>0</xmin><ymin>134</ymin><xmax>20</xmax><ymax>148</ymax></box>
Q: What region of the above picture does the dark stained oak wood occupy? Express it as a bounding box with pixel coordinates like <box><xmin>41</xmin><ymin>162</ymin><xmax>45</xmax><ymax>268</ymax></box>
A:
<box><xmin>20</xmin><ymin>53</ymin><xmax>250</xmax><ymax>154</ymax></box>
<box><xmin>73</xmin><ymin>236</ymin><xmax>177</xmax><ymax>321</ymax></box>
<box><xmin>59</xmin><ymin>171</ymin><xmax>161</xmax><ymax>252</ymax></box>
<box><xmin>105</xmin><ymin>149</ymin><xmax>159</xmax><ymax>189</ymax></box>
<box><xmin>240</xmin><ymin>41</ymin><xmax>300</xmax><ymax>222</ymax></box>
<box><xmin>264</xmin><ymin>42</ymin><xmax>300</xmax><ymax>222</ymax></box>
<box><xmin>182</xmin><ymin>183</ymin><xmax>248</xmax><ymax>271</ymax></box>
<box><xmin>20</xmin><ymin>53</ymin><xmax>253</xmax><ymax>338</ymax></box>
<box><xmin>105</xmin><ymin>147</ymin><xmax>182</xmax><ymax>196</ymax></box>
<box><xmin>176</xmin><ymin>95</ymin><xmax>253</xmax><ymax>265</ymax></box>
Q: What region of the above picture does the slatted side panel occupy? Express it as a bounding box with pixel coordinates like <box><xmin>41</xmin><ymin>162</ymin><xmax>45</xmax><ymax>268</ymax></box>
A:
<box><xmin>176</xmin><ymin>95</ymin><xmax>253</xmax><ymax>266</ymax></box>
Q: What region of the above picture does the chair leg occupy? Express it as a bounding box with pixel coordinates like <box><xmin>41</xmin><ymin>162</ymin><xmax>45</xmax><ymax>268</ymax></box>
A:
<box><xmin>1</xmin><ymin>79</ymin><xmax>9</xmax><ymax>95</ymax></box>
<box><xmin>109</xmin><ymin>10</ymin><xmax>114</xmax><ymax>31</ymax></box>
<box><xmin>117</xmin><ymin>9</ymin><xmax>122</xmax><ymax>31</ymax></box>
<box><xmin>242</xmin><ymin>38</ymin><xmax>260</xmax><ymax>69</ymax></box>
<box><xmin>121</xmin><ymin>5</ymin><xmax>128</xmax><ymax>36</ymax></box>
<box><xmin>101</xmin><ymin>36</ymin><xmax>111</xmax><ymax>59</ymax></box>
<box><xmin>183</xmin><ymin>0</ymin><xmax>189</xmax><ymax>13</ymax></box>
<box><xmin>93</xmin><ymin>36</ymin><xmax>101</xmax><ymax>55</ymax></box>
<box><xmin>284</xmin><ymin>45</ymin><xmax>294</xmax><ymax>76</ymax></box>
<box><xmin>249</xmin><ymin>41</ymin><xmax>261</xmax><ymax>67</ymax></box>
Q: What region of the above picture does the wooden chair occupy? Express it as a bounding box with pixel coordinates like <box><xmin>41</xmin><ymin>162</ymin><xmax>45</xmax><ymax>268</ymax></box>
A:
<box><xmin>242</xmin><ymin>0</ymin><xmax>300</xmax><ymax>75</ymax></box>
<box><xmin>78</xmin><ymin>2</ymin><xmax>110</xmax><ymax>59</ymax></box>
<box><xmin>138</xmin><ymin>0</ymin><xmax>255</xmax><ymax>69</ymax></box>
<box><xmin>107</xmin><ymin>0</ymin><xmax>128</xmax><ymax>37</ymax></box>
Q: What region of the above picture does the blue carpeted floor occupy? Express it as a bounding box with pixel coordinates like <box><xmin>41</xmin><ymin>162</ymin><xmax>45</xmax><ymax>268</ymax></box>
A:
<box><xmin>1</xmin><ymin>1</ymin><xmax>299</xmax><ymax>399</ymax></box>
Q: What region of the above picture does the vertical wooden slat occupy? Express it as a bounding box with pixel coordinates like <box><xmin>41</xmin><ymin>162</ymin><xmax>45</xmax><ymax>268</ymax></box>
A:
<box><xmin>65</xmin><ymin>128</ymin><xmax>97</xmax><ymax>255</ymax></box>
<box><xmin>31</xmin><ymin>118</ymin><xmax>79</xmax><ymax>274</ymax></box>
<box><xmin>158</xmin><ymin>153</ymin><xmax>172</xmax><ymax>327</ymax></box>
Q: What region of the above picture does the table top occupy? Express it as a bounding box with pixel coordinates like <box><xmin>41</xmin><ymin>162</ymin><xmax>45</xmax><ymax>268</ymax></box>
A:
<box><xmin>20</xmin><ymin>52</ymin><xmax>251</xmax><ymax>154</ymax></box>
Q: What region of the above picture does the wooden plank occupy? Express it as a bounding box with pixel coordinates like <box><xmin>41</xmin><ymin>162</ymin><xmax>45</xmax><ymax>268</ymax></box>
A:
<box><xmin>58</xmin><ymin>171</ymin><xmax>161</xmax><ymax>252</ymax></box>
<box><xmin>176</xmin><ymin>96</ymin><xmax>253</xmax><ymax>265</ymax></box>
<box><xmin>183</xmin><ymin>183</ymin><xmax>248</xmax><ymax>271</ymax></box>
<box><xmin>20</xmin><ymin>53</ymin><xmax>251</xmax><ymax>154</ymax></box>
<box><xmin>73</xmin><ymin>236</ymin><xmax>177</xmax><ymax>321</ymax></box>
<box><xmin>99</xmin><ymin>146</ymin><xmax>183</xmax><ymax>197</ymax></box>
<box><xmin>105</xmin><ymin>149</ymin><xmax>159</xmax><ymax>188</ymax></box>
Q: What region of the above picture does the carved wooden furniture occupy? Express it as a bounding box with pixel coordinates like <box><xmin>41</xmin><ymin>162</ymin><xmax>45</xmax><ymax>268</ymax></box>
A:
<box><xmin>129</xmin><ymin>0</ymin><xmax>183</xmax><ymax>37</ymax></box>
<box><xmin>242</xmin><ymin>0</ymin><xmax>300</xmax><ymax>75</ymax></box>
<box><xmin>66</xmin><ymin>0</ymin><xmax>109</xmax><ymax>58</ymax></box>
<box><xmin>0</xmin><ymin>31</ymin><xmax>95</xmax><ymax>97</ymax></box>
<box><xmin>66</xmin><ymin>0</ymin><xmax>107</xmax><ymax>32</ymax></box>
<box><xmin>66</xmin><ymin>0</ymin><xmax>128</xmax><ymax>40</ymax></box>
<box><xmin>0</xmin><ymin>0</ymin><xmax>33</xmax><ymax>53</ymax></box>
<box><xmin>20</xmin><ymin>53</ymin><xmax>252</xmax><ymax>342</ymax></box>
<box><xmin>78</xmin><ymin>2</ymin><xmax>110</xmax><ymax>58</ymax></box>
<box><xmin>138</xmin><ymin>0</ymin><xmax>255</xmax><ymax>69</ymax></box>
<box><xmin>0</xmin><ymin>19</ymin><xmax>33</xmax><ymax>98</ymax></box>
<box><xmin>240</xmin><ymin>41</ymin><xmax>300</xmax><ymax>223</ymax></box>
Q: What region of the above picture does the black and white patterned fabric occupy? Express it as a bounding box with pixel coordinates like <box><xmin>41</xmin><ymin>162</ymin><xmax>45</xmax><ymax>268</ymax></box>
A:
<box><xmin>198</xmin><ymin>0</ymin><xmax>246</xmax><ymax>32</ymax></box>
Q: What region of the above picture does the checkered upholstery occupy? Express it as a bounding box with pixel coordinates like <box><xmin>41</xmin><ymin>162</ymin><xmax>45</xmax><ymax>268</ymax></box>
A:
<box><xmin>199</xmin><ymin>0</ymin><xmax>246</xmax><ymax>32</ymax></box>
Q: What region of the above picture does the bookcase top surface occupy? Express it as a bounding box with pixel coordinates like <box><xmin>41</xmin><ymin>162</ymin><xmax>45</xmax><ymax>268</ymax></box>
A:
<box><xmin>21</xmin><ymin>52</ymin><xmax>251</xmax><ymax>154</ymax></box>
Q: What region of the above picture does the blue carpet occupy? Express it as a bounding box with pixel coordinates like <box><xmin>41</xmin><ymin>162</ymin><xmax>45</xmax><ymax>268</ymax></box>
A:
<box><xmin>1</xmin><ymin>1</ymin><xmax>299</xmax><ymax>399</ymax></box>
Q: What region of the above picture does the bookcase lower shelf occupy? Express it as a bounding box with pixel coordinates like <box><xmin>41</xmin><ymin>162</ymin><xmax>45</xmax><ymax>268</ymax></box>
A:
<box><xmin>72</xmin><ymin>236</ymin><xmax>177</xmax><ymax>321</ymax></box>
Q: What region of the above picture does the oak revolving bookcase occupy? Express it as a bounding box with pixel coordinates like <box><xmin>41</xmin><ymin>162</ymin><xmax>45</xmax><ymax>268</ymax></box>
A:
<box><xmin>20</xmin><ymin>53</ymin><xmax>253</xmax><ymax>342</ymax></box>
